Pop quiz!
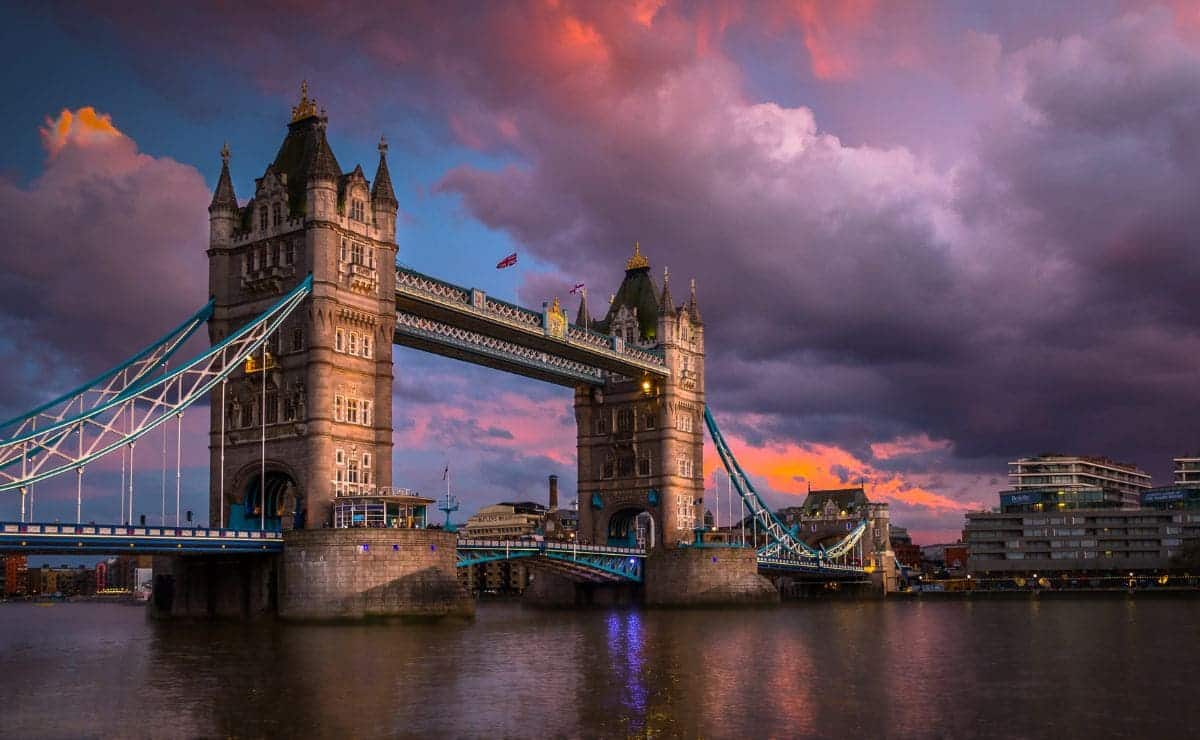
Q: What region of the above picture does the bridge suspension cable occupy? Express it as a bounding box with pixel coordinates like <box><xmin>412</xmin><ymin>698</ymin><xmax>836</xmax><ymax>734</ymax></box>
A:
<box><xmin>0</xmin><ymin>276</ymin><xmax>312</xmax><ymax>494</ymax></box>
<box><xmin>0</xmin><ymin>300</ymin><xmax>213</xmax><ymax>444</ymax></box>
<box><xmin>704</xmin><ymin>407</ymin><xmax>869</xmax><ymax>562</ymax></box>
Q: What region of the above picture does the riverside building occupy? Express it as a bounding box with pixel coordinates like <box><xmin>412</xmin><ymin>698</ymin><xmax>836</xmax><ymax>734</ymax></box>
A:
<box><xmin>966</xmin><ymin>455</ymin><xmax>1198</xmax><ymax>576</ymax></box>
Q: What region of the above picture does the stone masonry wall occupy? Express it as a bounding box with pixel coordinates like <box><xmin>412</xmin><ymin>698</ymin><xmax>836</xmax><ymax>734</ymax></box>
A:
<box><xmin>279</xmin><ymin>529</ymin><xmax>473</xmax><ymax>620</ymax></box>
<box><xmin>643</xmin><ymin>545</ymin><xmax>779</xmax><ymax>606</ymax></box>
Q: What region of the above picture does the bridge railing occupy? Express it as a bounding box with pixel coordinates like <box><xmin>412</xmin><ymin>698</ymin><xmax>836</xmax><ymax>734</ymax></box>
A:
<box><xmin>1</xmin><ymin>522</ymin><xmax>282</xmax><ymax>540</ymax></box>
<box><xmin>455</xmin><ymin>538</ymin><xmax>645</xmax><ymax>557</ymax></box>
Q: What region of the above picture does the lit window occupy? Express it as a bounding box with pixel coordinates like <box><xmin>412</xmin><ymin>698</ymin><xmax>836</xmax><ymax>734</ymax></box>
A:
<box><xmin>335</xmin><ymin>329</ymin><xmax>345</xmax><ymax>353</ymax></box>
<box><xmin>334</xmin><ymin>395</ymin><xmax>344</xmax><ymax>422</ymax></box>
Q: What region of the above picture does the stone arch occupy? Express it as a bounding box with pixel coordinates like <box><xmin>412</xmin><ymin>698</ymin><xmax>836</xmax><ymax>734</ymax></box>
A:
<box><xmin>604</xmin><ymin>506</ymin><xmax>658</xmax><ymax>549</ymax></box>
<box><xmin>227</xmin><ymin>461</ymin><xmax>304</xmax><ymax>531</ymax></box>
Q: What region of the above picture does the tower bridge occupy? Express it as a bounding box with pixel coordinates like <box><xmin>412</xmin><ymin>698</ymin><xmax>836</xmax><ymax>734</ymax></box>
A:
<box><xmin>0</xmin><ymin>87</ymin><xmax>893</xmax><ymax>618</ymax></box>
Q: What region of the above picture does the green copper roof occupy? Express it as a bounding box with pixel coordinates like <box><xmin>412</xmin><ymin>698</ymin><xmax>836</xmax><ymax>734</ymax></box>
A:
<box><xmin>598</xmin><ymin>265</ymin><xmax>661</xmax><ymax>341</ymax></box>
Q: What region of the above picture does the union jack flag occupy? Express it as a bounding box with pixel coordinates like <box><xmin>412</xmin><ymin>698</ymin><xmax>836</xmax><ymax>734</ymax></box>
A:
<box><xmin>570</xmin><ymin>282</ymin><xmax>585</xmax><ymax>294</ymax></box>
<box><xmin>495</xmin><ymin>252</ymin><xmax>518</xmax><ymax>269</ymax></box>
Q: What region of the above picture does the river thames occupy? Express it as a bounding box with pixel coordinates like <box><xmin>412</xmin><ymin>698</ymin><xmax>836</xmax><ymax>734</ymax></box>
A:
<box><xmin>1</xmin><ymin>598</ymin><xmax>1196</xmax><ymax>739</ymax></box>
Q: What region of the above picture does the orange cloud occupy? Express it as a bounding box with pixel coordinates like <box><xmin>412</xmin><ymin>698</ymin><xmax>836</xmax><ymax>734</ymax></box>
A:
<box><xmin>40</xmin><ymin>107</ymin><xmax>124</xmax><ymax>157</ymax></box>
<box><xmin>705</xmin><ymin>425</ymin><xmax>978</xmax><ymax>514</ymax></box>
<box><xmin>870</xmin><ymin>433</ymin><xmax>952</xmax><ymax>461</ymax></box>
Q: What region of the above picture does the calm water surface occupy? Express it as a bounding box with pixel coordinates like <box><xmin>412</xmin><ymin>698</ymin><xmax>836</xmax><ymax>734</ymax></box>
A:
<box><xmin>1</xmin><ymin>599</ymin><xmax>1196</xmax><ymax>739</ymax></box>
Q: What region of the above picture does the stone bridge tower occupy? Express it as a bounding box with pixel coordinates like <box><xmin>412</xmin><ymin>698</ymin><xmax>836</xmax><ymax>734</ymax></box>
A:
<box><xmin>574</xmin><ymin>245</ymin><xmax>706</xmax><ymax>549</ymax></box>
<box><xmin>206</xmin><ymin>84</ymin><xmax>398</xmax><ymax>530</ymax></box>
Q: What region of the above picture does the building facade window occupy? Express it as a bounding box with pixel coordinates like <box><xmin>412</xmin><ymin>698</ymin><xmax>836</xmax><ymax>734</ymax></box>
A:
<box><xmin>617</xmin><ymin>408</ymin><xmax>634</xmax><ymax>434</ymax></box>
<box><xmin>595</xmin><ymin>413</ymin><xmax>609</xmax><ymax>435</ymax></box>
<box><xmin>362</xmin><ymin>334</ymin><xmax>372</xmax><ymax>358</ymax></box>
<box><xmin>638</xmin><ymin>451</ymin><xmax>652</xmax><ymax>477</ymax></box>
<box><xmin>334</xmin><ymin>395</ymin><xmax>345</xmax><ymax>422</ymax></box>
<box><xmin>362</xmin><ymin>400</ymin><xmax>372</xmax><ymax>427</ymax></box>
<box><xmin>291</xmin><ymin>327</ymin><xmax>304</xmax><ymax>352</ymax></box>
<box><xmin>335</xmin><ymin>448</ymin><xmax>345</xmax><ymax>466</ymax></box>
<box><xmin>346</xmin><ymin>398</ymin><xmax>359</xmax><ymax>425</ymax></box>
<box><xmin>265</xmin><ymin>392</ymin><xmax>278</xmax><ymax>424</ymax></box>
<box><xmin>259</xmin><ymin>206</ymin><xmax>268</xmax><ymax>231</ymax></box>
<box><xmin>350</xmin><ymin>242</ymin><xmax>364</xmax><ymax>265</ymax></box>
<box><xmin>272</xmin><ymin>203</ymin><xmax>282</xmax><ymax>227</ymax></box>
<box><xmin>348</xmin><ymin>332</ymin><xmax>359</xmax><ymax>355</ymax></box>
<box><xmin>351</xmin><ymin>199</ymin><xmax>365</xmax><ymax>222</ymax></box>
<box><xmin>676</xmin><ymin>412</ymin><xmax>693</xmax><ymax>433</ymax></box>
<box><xmin>677</xmin><ymin>454</ymin><xmax>693</xmax><ymax>478</ymax></box>
<box><xmin>339</xmin><ymin>238</ymin><xmax>347</xmax><ymax>262</ymax></box>
<box><xmin>335</xmin><ymin>328</ymin><xmax>345</xmax><ymax>353</ymax></box>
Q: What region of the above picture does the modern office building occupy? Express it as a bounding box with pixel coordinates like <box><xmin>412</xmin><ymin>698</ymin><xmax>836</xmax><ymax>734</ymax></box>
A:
<box><xmin>1007</xmin><ymin>455</ymin><xmax>1151</xmax><ymax>507</ymax></box>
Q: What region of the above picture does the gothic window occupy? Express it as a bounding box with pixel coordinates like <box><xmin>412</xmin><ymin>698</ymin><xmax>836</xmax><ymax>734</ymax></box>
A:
<box><xmin>643</xmin><ymin>407</ymin><xmax>656</xmax><ymax>430</ymax></box>
<box><xmin>594</xmin><ymin>413</ymin><xmax>609</xmax><ymax>435</ymax></box>
<box><xmin>348</xmin><ymin>332</ymin><xmax>359</xmax><ymax>356</ymax></box>
<box><xmin>346</xmin><ymin>398</ymin><xmax>359</xmax><ymax>425</ymax></box>
<box><xmin>351</xmin><ymin>199</ymin><xmax>365</xmax><ymax>222</ymax></box>
<box><xmin>272</xmin><ymin>242</ymin><xmax>281</xmax><ymax>266</ymax></box>
<box><xmin>272</xmin><ymin>203</ymin><xmax>282</xmax><ymax>227</ymax></box>
<box><xmin>335</xmin><ymin>329</ymin><xmax>345</xmax><ymax>353</ymax></box>
<box><xmin>638</xmin><ymin>450</ymin><xmax>652</xmax><ymax>477</ymax></box>
<box><xmin>334</xmin><ymin>395</ymin><xmax>345</xmax><ymax>422</ymax></box>
<box><xmin>602</xmin><ymin>454</ymin><xmax>615</xmax><ymax>479</ymax></box>
<box><xmin>240</xmin><ymin>401</ymin><xmax>253</xmax><ymax>428</ymax></box>
<box><xmin>283</xmin><ymin>396</ymin><xmax>297</xmax><ymax>422</ymax></box>
<box><xmin>677</xmin><ymin>454</ymin><xmax>693</xmax><ymax>478</ymax></box>
<box><xmin>362</xmin><ymin>400</ymin><xmax>372</xmax><ymax>427</ymax></box>
<box><xmin>676</xmin><ymin>412</ymin><xmax>693</xmax><ymax>434</ymax></box>
<box><xmin>617</xmin><ymin>408</ymin><xmax>634</xmax><ymax>434</ymax></box>
<box><xmin>681</xmin><ymin>324</ymin><xmax>689</xmax><ymax>343</ymax></box>
<box><xmin>259</xmin><ymin>206</ymin><xmax>268</xmax><ymax>231</ymax></box>
<box><xmin>287</xmin><ymin>242</ymin><xmax>297</xmax><ymax>265</ymax></box>
<box><xmin>350</xmin><ymin>242</ymin><xmax>364</xmax><ymax>265</ymax></box>
<box><xmin>367</xmin><ymin>248</ymin><xmax>376</xmax><ymax>269</ymax></box>
<box><xmin>347</xmin><ymin>457</ymin><xmax>360</xmax><ymax>484</ymax></box>
<box><xmin>624</xmin><ymin>325</ymin><xmax>635</xmax><ymax>344</ymax></box>
<box><xmin>265</xmin><ymin>391</ymin><xmax>278</xmax><ymax>424</ymax></box>
<box><xmin>618</xmin><ymin>455</ymin><xmax>635</xmax><ymax>478</ymax></box>
<box><xmin>362</xmin><ymin>334</ymin><xmax>372</xmax><ymax>359</ymax></box>
<box><xmin>291</xmin><ymin>327</ymin><xmax>304</xmax><ymax>352</ymax></box>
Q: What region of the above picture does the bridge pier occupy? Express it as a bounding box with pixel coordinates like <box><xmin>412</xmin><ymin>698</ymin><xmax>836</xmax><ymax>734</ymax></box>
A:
<box><xmin>279</xmin><ymin>529</ymin><xmax>473</xmax><ymax>620</ymax></box>
<box><xmin>644</xmin><ymin>546</ymin><xmax>778</xmax><ymax>606</ymax></box>
<box><xmin>523</xmin><ymin>570</ymin><xmax>639</xmax><ymax>608</ymax></box>
<box><xmin>150</xmin><ymin>553</ymin><xmax>278</xmax><ymax>619</ymax></box>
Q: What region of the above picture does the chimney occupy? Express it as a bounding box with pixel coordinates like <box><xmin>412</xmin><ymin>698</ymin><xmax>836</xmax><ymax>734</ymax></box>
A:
<box><xmin>548</xmin><ymin>474</ymin><xmax>559</xmax><ymax>511</ymax></box>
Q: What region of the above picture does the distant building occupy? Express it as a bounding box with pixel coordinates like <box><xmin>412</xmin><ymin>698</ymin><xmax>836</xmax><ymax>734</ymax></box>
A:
<box><xmin>889</xmin><ymin>527</ymin><xmax>921</xmax><ymax>569</ymax></box>
<box><xmin>462</xmin><ymin>501</ymin><xmax>547</xmax><ymax>539</ymax></box>
<box><xmin>2</xmin><ymin>554</ymin><xmax>27</xmax><ymax>596</ymax></box>
<box><xmin>1173</xmin><ymin>456</ymin><xmax>1200</xmax><ymax>486</ymax></box>
<box><xmin>1008</xmin><ymin>454</ymin><xmax>1151</xmax><ymax>508</ymax></box>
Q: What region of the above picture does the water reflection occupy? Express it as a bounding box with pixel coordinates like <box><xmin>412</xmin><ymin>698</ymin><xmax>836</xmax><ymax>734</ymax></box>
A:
<box><xmin>3</xmin><ymin>599</ymin><xmax>1200</xmax><ymax>738</ymax></box>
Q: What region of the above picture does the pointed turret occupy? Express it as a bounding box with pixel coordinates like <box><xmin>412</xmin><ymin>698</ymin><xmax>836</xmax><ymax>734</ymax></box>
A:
<box><xmin>687</xmin><ymin>278</ymin><xmax>702</xmax><ymax>324</ymax></box>
<box><xmin>209</xmin><ymin>143</ymin><xmax>238</xmax><ymax>250</ymax></box>
<box><xmin>371</xmin><ymin>135</ymin><xmax>398</xmax><ymax>208</ymax></box>
<box><xmin>371</xmin><ymin>134</ymin><xmax>399</xmax><ymax>242</ymax></box>
<box><xmin>575</xmin><ymin>289</ymin><xmax>592</xmax><ymax>328</ymax></box>
<box><xmin>209</xmin><ymin>142</ymin><xmax>237</xmax><ymax>212</ymax></box>
<box><xmin>599</xmin><ymin>241</ymin><xmax>662</xmax><ymax>340</ymax></box>
<box><xmin>659</xmin><ymin>266</ymin><xmax>676</xmax><ymax>317</ymax></box>
<box><xmin>269</xmin><ymin>81</ymin><xmax>342</xmax><ymax>218</ymax></box>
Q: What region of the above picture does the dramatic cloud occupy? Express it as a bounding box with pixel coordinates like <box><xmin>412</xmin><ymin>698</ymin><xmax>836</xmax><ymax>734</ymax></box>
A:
<box><xmin>0</xmin><ymin>107</ymin><xmax>209</xmax><ymax>416</ymax></box>
<box><xmin>27</xmin><ymin>1</ymin><xmax>1200</xmax><ymax>541</ymax></box>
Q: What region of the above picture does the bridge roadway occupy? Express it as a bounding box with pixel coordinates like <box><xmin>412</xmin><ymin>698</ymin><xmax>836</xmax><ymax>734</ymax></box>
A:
<box><xmin>0</xmin><ymin>523</ymin><xmax>868</xmax><ymax>583</ymax></box>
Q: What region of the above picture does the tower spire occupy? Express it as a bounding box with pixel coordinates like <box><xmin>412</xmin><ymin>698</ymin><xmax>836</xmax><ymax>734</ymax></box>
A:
<box><xmin>371</xmin><ymin>133</ymin><xmax>398</xmax><ymax>207</ymax></box>
<box><xmin>625</xmin><ymin>240</ymin><xmax>650</xmax><ymax>271</ymax></box>
<box><xmin>659</xmin><ymin>266</ymin><xmax>676</xmax><ymax>316</ymax></box>
<box><xmin>687</xmin><ymin>277</ymin><xmax>702</xmax><ymax>324</ymax></box>
<box><xmin>209</xmin><ymin>142</ymin><xmax>237</xmax><ymax>212</ymax></box>
<box><xmin>575</xmin><ymin>288</ymin><xmax>592</xmax><ymax>329</ymax></box>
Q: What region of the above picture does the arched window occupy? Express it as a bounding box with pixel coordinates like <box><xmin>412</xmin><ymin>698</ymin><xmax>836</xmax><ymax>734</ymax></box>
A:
<box><xmin>272</xmin><ymin>202</ymin><xmax>282</xmax><ymax>227</ymax></box>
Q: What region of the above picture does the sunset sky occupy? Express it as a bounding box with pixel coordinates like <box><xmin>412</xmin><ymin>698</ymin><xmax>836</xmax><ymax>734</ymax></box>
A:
<box><xmin>3</xmin><ymin>1</ymin><xmax>1200</xmax><ymax>543</ymax></box>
